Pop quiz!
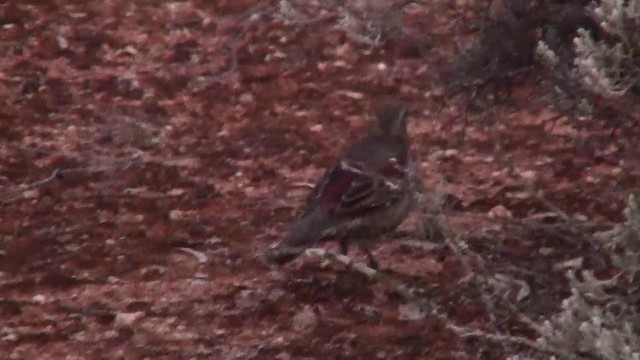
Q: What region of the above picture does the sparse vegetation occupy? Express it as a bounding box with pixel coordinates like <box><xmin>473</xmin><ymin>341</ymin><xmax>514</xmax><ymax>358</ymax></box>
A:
<box><xmin>442</xmin><ymin>0</ymin><xmax>640</xmax><ymax>358</ymax></box>
<box><xmin>1</xmin><ymin>0</ymin><xmax>639</xmax><ymax>359</ymax></box>
<box><xmin>539</xmin><ymin>0</ymin><xmax>640</xmax><ymax>98</ymax></box>
<box><xmin>531</xmin><ymin>195</ymin><xmax>640</xmax><ymax>360</ymax></box>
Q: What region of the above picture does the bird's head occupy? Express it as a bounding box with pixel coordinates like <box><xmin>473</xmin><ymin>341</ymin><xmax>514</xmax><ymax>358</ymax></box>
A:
<box><xmin>373</xmin><ymin>99</ymin><xmax>409</xmax><ymax>138</ymax></box>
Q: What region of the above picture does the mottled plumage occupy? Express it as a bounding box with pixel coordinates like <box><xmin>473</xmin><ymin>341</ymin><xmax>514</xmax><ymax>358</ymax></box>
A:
<box><xmin>265</xmin><ymin>99</ymin><xmax>413</xmax><ymax>266</ymax></box>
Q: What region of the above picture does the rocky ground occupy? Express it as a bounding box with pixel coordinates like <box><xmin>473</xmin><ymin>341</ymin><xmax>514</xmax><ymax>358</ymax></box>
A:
<box><xmin>1</xmin><ymin>1</ymin><xmax>639</xmax><ymax>359</ymax></box>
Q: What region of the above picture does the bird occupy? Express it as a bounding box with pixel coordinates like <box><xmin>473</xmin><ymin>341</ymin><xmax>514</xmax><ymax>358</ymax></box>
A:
<box><xmin>265</xmin><ymin>99</ymin><xmax>414</xmax><ymax>268</ymax></box>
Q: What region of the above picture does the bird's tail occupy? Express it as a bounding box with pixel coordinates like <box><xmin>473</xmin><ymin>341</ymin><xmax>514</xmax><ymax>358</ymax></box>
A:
<box><xmin>264</xmin><ymin>210</ymin><xmax>329</xmax><ymax>264</ymax></box>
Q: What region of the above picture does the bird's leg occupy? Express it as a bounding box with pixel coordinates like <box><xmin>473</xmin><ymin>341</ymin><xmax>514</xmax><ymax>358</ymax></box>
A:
<box><xmin>339</xmin><ymin>238</ymin><xmax>350</xmax><ymax>255</ymax></box>
<box><xmin>359</xmin><ymin>245</ymin><xmax>379</xmax><ymax>270</ymax></box>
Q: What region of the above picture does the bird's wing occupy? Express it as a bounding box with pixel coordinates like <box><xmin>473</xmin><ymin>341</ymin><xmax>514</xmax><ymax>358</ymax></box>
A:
<box><xmin>307</xmin><ymin>138</ymin><xmax>408</xmax><ymax>218</ymax></box>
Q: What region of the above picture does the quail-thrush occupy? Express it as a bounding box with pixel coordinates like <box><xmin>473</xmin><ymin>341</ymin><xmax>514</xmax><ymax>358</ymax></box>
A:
<box><xmin>265</xmin><ymin>99</ymin><xmax>414</xmax><ymax>267</ymax></box>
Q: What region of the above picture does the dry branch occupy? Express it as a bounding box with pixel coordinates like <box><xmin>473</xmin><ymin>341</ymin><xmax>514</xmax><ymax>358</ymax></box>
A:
<box><xmin>304</xmin><ymin>248</ymin><xmax>572</xmax><ymax>358</ymax></box>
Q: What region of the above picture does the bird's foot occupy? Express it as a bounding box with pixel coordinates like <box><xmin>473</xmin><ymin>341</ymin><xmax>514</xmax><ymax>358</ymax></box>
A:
<box><xmin>339</xmin><ymin>238</ymin><xmax>349</xmax><ymax>255</ymax></box>
<box><xmin>360</xmin><ymin>246</ymin><xmax>379</xmax><ymax>270</ymax></box>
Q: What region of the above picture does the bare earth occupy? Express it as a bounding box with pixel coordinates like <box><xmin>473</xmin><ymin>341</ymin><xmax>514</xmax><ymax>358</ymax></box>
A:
<box><xmin>1</xmin><ymin>1</ymin><xmax>639</xmax><ymax>359</ymax></box>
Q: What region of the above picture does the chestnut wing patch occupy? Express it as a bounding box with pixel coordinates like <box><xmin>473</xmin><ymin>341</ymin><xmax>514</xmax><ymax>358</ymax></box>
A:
<box><xmin>310</xmin><ymin>159</ymin><xmax>406</xmax><ymax>217</ymax></box>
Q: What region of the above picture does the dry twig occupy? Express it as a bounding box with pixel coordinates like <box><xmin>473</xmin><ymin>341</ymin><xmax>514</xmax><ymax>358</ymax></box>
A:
<box><xmin>305</xmin><ymin>248</ymin><xmax>572</xmax><ymax>358</ymax></box>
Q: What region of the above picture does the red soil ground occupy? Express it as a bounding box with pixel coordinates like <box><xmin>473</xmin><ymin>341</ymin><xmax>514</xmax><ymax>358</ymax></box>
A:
<box><xmin>1</xmin><ymin>1</ymin><xmax>638</xmax><ymax>359</ymax></box>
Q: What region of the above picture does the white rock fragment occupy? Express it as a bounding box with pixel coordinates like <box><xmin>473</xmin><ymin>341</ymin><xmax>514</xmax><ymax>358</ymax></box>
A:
<box><xmin>519</xmin><ymin>169</ymin><xmax>537</xmax><ymax>180</ymax></box>
<box><xmin>206</xmin><ymin>236</ymin><xmax>223</xmax><ymax>246</ymax></box>
<box><xmin>166</xmin><ymin>188</ymin><xmax>187</xmax><ymax>196</ymax></box>
<box><xmin>114</xmin><ymin>311</ymin><xmax>144</xmax><ymax>329</ymax></box>
<box><xmin>56</xmin><ymin>35</ymin><xmax>68</xmax><ymax>49</ymax></box>
<box><xmin>267</xmin><ymin>288</ymin><xmax>286</xmax><ymax>302</ymax></box>
<box><xmin>398</xmin><ymin>302</ymin><xmax>426</xmax><ymax>321</ymax></box>
<box><xmin>488</xmin><ymin>205</ymin><xmax>513</xmax><ymax>219</ymax></box>
<box><xmin>178</xmin><ymin>247</ymin><xmax>208</xmax><ymax>265</ymax></box>
<box><xmin>291</xmin><ymin>305</ymin><xmax>318</xmax><ymax>331</ymax></box>
<box><xmin>235</xmin><ymin>289</ymin><xmax>257</xmax><ymax>310</ymax></box>
<box><xmin>1</xmin><ymin>329</ymin><xmax>17</xmax><ymax>342</ymax></box>
<box><xmin>239</xmin><ymin>93</ymin><xmax>254</xmax><ymax>104</ymax></box>
<box><xmin>22</xmin><ymin>189</ymin><xmax>39</xmax><ymax>199</ymax></box>
<box><xmin>275</xmin><ymin>352</ymin><xmax>291</xmax><ymax>360</ymax></box>
<box><xmin>338</xmin><ymin>90</ymin><xmax>364</xmax><ymax>99</ymax></box>
<box><xmin>169</xmin><ymin>209</ymin><xmax>185</xmax><ymax>221</ymax></box>
<box><xmin>430</xmin><ymin>149</ymin><xmax>459</xmax><ymax>161</ymax></box>
<box><xmin>333</xmin><ymin>60</ymin><xmax>348</xmax><ymax>68</ymax></box>
<box><xmin>516</xmin><ymin>280</ymin><xmax>531</xmax><ymax>302</ymax></box>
